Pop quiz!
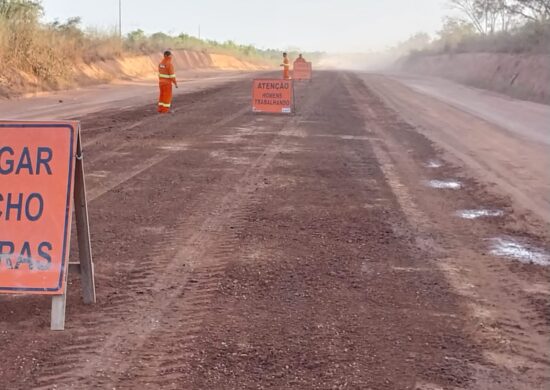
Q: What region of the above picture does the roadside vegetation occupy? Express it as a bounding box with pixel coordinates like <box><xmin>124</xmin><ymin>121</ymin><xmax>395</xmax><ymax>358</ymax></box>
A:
<box><xmin>0</xmin><ymin>0</ymin><xmax>320</xmax><ymax>92</ymax></box>
<box><xmin>394</xmin><ymin>0</ymin><xmax>549</xmax><ymax>56</ymax></box>
<box><xmin>1</xmin><ymin>0</ymin><xmax>124</xmax><ymax>84</ymax></box>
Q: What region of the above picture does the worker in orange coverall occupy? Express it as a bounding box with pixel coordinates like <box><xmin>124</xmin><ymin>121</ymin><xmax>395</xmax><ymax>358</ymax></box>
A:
<box><xmin>281</xmin><ymin>52</ymin><xmax>290</xmax><ymax>80</ymax></box>
<box><xmin>295</xmin><ymin>53</ymin><xmax>306</xmax><ymax>64</ymax></box>
<box><xmin>158</xmin><ymin>50</ymin><xmax>178</xmax><ymax>113</ymax></box>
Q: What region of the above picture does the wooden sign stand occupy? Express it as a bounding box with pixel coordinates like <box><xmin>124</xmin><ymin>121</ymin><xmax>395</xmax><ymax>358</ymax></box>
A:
<box><xmin>51</xmin><ymin>129</ymin><xmax>96</xmax><ymax>331</ymax></box>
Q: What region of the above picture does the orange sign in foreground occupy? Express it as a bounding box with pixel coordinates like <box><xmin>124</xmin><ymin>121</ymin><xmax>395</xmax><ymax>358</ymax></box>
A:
<box><xmin>252</xmin><ymin>79</ymin><xmax>294</xmax><ymax>114</ymax></box>
<box><xmin>293</xmin><ymin>61</ymin><xmax>312</xmax><ymax>80</ymax></box>
<box><xmin>0</xmin><ymin>121</ymin><xmax>78</xmax><ymax>294</ymax></box>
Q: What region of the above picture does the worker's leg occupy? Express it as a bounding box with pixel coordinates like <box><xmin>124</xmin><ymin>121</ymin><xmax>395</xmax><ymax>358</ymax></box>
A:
<box><xmin>158</xmin><ymin>83</ymin><xmax>171</xmax><ymax>113</ymax></box>
<box><xmin>166</xmin><ymin>84</ymin><xmax>173</xmax><ymax>112</ymax></box>
<box><xmin>158</xmin><ymin>83</ymin><xmax>166</xmax><ymax>113</ymax></box>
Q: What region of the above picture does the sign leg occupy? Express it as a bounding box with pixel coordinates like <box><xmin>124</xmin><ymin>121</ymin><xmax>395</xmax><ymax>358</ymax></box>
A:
<box><xmin>74</xmin><ymin>129</ymin><xmax>96</xmax><ymax>304</ymax></box>
<box><xmin>51</xmin><ymin>282</ymin><xmax>68</xmax><ymax>331</ymax></box>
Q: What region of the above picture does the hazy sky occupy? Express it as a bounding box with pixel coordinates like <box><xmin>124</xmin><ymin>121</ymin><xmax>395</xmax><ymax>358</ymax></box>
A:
<box><xmin>40</xmin><ymin>0</ymin><xmax>448</xmax><ymax>52</ymax></box>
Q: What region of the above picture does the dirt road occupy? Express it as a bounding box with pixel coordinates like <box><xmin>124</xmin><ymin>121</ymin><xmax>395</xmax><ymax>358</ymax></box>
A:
<box><xmin>364</xmin><ymin>73</ymin><xmax>550</xmax><ymax>226</ymax></box>
<box><xmin>0</xmin><ymin>71</ymin><xmax>548</xmax><ymax>389</ymax></box>
<box><xmin>0</xmin><ymin>70</ymin><xmax>257</xmax><ymax>120</ymax></box>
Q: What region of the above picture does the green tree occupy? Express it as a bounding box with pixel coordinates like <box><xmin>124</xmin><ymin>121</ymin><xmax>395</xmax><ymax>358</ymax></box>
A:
<box><xmin>439</xmin><ymin>17</ymin><xmax>477</xmax><ymax>44</ymax></box>
<box><xmin>0</xmin><ymin>0</ymin><xmax>42</xmax><ymax>23</ymax></box>
<box><xmin>396</xmin><ymin>32</ymin><xmax>432</xmax><ymax>54</ymax></box>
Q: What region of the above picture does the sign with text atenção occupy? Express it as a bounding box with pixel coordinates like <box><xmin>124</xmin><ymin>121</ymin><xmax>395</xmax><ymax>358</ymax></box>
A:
<box><xmin>252</xmin><ymin>79</ymin><xmax>294</xmax><ymax>114</ymax></box>
<box><xmin>0</xmin><ymin>121</ymin><xmax>78</xmax><ymax>294</ymax></box>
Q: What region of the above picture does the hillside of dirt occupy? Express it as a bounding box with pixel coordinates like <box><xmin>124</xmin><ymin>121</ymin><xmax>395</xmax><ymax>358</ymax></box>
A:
<box><xmin>397</xmin><ymin>53</ymin><xmax>550</xmax><ymax>104</ymax></box>
<box><xmin>1</xmin><ymin>49</ymin><xmax>268</xmax><ymax>99</ymax></box>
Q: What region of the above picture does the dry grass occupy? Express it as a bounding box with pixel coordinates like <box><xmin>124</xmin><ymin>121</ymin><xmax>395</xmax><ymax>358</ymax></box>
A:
<box><xmin>0</xmin><ymin>1</ymin><xmax>319</xmax><ymax>96</ymax></box>
<box><xmin>0</xmin><ymin>4</ymin><xmax>120</xmax><ymax>90</ymax></box>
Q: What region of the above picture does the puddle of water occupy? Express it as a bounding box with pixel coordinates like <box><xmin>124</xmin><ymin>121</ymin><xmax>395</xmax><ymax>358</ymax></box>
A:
<box><xmin>158</xmin><ymin>142</ymin><xmax>188</xmax><ymax>151</ymax></box>
<box><xmin>314</xmin><ymin>134</ymin><xmax>372</xmax><ymax>141</ymax></box>
<box><xmin>87</xmin><ymin>170</ymin><xmax>109</xmax><ymax>178</ymax></box>
<box><xmin>456</xmin><ymin>209</ymin><xmax>504</xmax><ymax>219</ymax></box>
<box><xmin>339</xmin><ymin>135</ymin><xmax>371</xmax><ymax>140</ymax></box>
<box><xmin>489</xmin><ymin>238</ymin><xmax>550</xmax><ymax>266</ymax></box>
<box><xmin>425</xmin><ymin>160</ymin><xmax>443</xmax><ymax>168</ymax></box>
<box><xmin>392</xmin><ymin>266</ymin><xmax>430</xmax><ymax>272</ymax></box>
<box><xmin>427</xmin><ymin>180</ymin><xmax>462</xmax><ymax>189</ymax></box>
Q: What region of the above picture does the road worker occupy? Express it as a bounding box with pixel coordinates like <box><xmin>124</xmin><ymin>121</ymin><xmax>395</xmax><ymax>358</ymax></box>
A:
<box><xmin>295</xmin><ymin>53</ymin><xmax>306</xmax><ymax>64</ymax></box>
<box><xmin>280</xmin><ymin>52</ymin><xmax>290</xmax><ymax>80</ymax></box>
<box><xmin>158</xmin><ymin>50</ymin><xmax>178</xmax><ymax>113</ymax></box>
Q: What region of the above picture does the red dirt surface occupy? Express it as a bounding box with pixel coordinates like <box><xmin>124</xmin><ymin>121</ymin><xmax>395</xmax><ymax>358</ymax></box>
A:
<box><xmin>0</xmin><ymin>71</ymin><xmax>548</xmax><ymax>389</ymax></box>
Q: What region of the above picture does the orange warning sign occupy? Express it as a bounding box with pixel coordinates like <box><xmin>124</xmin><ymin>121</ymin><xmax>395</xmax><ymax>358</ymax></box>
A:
<box><xmin>0</xmin><ymin>121</ymin><xmax>78</xmax><ymax>295</ymax></box>
<box><xmin>252</xmin><ymin>79</ymin><xmax>294</xmax><ymax>114</ymax></box>
<box><xmin>293</xmin><ymin>61</ymin><xmax>312</xmax><ymax>80</ymax></box>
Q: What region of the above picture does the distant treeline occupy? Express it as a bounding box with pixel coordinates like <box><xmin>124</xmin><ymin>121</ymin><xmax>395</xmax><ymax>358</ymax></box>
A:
<box><xmin>392</xmin><ymin>0</ymin><xmax>549</xmax><ymax>56</ymax></box>
<box><xmin>0</xmin><ymin>0</ymin><xmax>322</xmax><ymax>85</ymax></box>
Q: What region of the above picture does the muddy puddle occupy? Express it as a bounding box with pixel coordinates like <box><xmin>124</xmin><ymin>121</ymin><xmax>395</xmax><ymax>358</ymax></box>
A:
<box><xmin>456</xmin><ymin>209</ymin><xmax>504</xmax><ymax>219</ymax></box>
<box><xmin>489</xmin><ymin>237</ymin><xmax>550</xmax><ymax>266</ymax></box>
<box><xmin>158</xmin><ymin>142</ymin><xmax>188</xmax><ymax>151</ymax></box>
<box><xmin>427</xmin><ymin>180</ymin><xmax>462</xmax><ymax>189</ymax></box>
<box><xmin>425</xmin><ymin>160</ymin><xmax>443</xmax><ymax>168</ymax></box>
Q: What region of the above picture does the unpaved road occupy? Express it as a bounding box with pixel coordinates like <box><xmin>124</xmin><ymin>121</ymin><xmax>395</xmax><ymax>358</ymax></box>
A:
<box><xmin>0</xmin><ymin>71</ymin><xmax>549</xmax><ymax>389</ymax></box>
<box><xmin>0</xmin><ymin>70</ymin><xmax>257</xmax><ymax>120</ymax></box>
<box><xmin>366</xmin><ymin>73</ymin><xmax>550</xmax><ymax>227</ymax></box>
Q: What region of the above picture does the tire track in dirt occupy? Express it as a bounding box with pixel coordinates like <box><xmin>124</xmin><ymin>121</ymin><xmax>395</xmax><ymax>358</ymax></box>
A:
<box><xmin>80</xmin><ymin>81</ymin><xmax>252</xmax><ymax>204</ymax></box>
<box><xmin>105</xmin><ymin>75</ymin><xmax>338</xmax><ymax>390</ymax></box>
<box><xmin>344</xmin><ymin>72</ymin><xmax>550</xmax><ymax>389</ymax></box>
<box><xmin>30</xmin><ymin>75</ymin><xmax>336</xmax><ymax>389</ymax></box>
<box><xmin>173</xmin><ymin>72</ymin><xmax>476</xmax><ymax>389</ymax></box>
<box><xmin>0</xmin><ymin>78</ymin><xmax>254</xmax><ymax>390</ymax></box>
<box><xmin>363</xmin><ymin>74</ymin><xmax>550</xmax><ymax>230</ymax></box>
<box><xmin>31</xmin><ymin>121</ymin><xmax>258</xmax><ymax>390</ymax></box>
<box><xmin>84</xmin><ymin>104</ymin><xmax>251</xmax><ymax>203</ymax></box>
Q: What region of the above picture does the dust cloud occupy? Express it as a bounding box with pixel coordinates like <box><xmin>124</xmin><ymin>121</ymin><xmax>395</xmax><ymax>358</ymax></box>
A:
<box><xmin>316</xmin><ymin>52</ymin><xmax>399</xmax><ymax>71</ymax></box>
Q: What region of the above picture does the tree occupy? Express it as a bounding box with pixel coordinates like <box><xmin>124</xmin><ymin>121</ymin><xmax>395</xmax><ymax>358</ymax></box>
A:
<box><xmin>49</xmin><ymin>16</ymin><xmax>83</xmax><ymax>37</ymax></box>
<box><xmin>127</xmin><ymin>29</ymin><xmax>146</xmax><ymax>42</ymax></box>
<box><xmin>438</xmin><ymin>17</ymin><xmax>477</xmax><ymax>45</ymax></box>
<box><xmin>396</xmin><ymin>32</ymin><xmax>432</xmax><ymax>54</ymax></box>
<box><xmin>503</xmin><ymin>0</ymin><xmax>550</xmax><ymax>22</ymax></box>
<box><xmin>0</xmin><ymin>0</ymin><xmax>42</xmax><ymax>23</ymax></box>
<box><xmin>447</xmin><ymin>0</ymin><xmax>515</xmax><ymax>34</ymax></box>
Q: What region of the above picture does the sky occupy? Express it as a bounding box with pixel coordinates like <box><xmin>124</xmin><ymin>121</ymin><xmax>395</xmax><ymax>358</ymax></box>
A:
<box><xmin>40</xmin><ymin>0</ymin><xmax>448</xmax><ymax>52</ymax></box>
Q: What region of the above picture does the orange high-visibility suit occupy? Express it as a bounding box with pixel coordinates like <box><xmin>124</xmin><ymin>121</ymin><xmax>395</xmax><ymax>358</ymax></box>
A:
<box><xmin>158</xmin><ymin>56</ymin><xmax>178</xmax><ymax>113</ymax></box>
<box><xmin>281</xmin><ymin>57</ymin><xmax>290</xmax><ymax>80</ymax></box>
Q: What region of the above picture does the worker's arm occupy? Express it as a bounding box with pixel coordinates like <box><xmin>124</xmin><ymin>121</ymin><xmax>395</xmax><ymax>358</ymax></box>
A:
<box><xmin>169</xmin><ymin>64</ymin><xmax>178</xmax><ymax>88</ymax></box>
